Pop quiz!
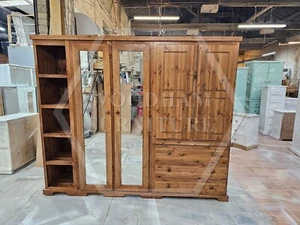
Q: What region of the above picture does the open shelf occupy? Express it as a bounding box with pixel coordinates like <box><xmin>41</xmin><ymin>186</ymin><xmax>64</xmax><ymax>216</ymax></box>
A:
<box><xmin>39</xmin><ymin>78</ymin><xmax>68</xmax><ymax>105</ymax></box>
<box><xmin>42</xmin><ymin>109</ymin><xmax>70</xmax><ymax>134</ymax></box>
<box><xmin>46</xmin><ymin>159</ymin><xmax>72</xmax><ymax>166</ymax></box>
<box><xmin>44</xmin><ymin>137</ymin><xmax>72</xmax><ymax>165</ymax></box>
<box><xmin>41</xmin><ymin>104</ymin><xmax>70</xmax><ymax>109</ymax></box>
<box><xmin>39</xmin><ymin>74</ymin><xmax>67</xmax><ymax>79</ymax></box>
<box><xmin>36</xmin><ymin>45</ymin><xmax>66</xmax><ymax>74</ymax></box>
<box><xmin>43</xmin><ymin>131</ymin><xmax>71</xmax><ymax>138</ymax></box>
<box><xmin>46</xmin><ymin>165</ymin><xmax>74</xmax><ymax>188</ymax></box>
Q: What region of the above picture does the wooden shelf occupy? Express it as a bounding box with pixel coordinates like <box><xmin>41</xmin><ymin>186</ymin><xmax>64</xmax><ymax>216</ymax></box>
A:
<box><xmin>46</xmin><ymin>157</ymin><xmax>73</xmax><ymax>166</ymax></box>
<box><xmin>38</xmin><ymin>74</ymin><xmax>67</xmax><ymax>79</ymax></box>
<box><xmin>52</xmin><ymin>181</ymin><xmax>74</xmax><ymax>188</ymax></box>
<box><xmin>46</xmin><ymin>165</ymin><xmax>74</xmax><ymax>188</ymax></box>
<box><xmin>41</xmin><ymin>104</ymin><xmax>70</xmax><ymax>109</ymax></box>
<box><xmin>43</xmin><ymin>131</ymin><xmax>71</xmax><ymax>138</ymax></box>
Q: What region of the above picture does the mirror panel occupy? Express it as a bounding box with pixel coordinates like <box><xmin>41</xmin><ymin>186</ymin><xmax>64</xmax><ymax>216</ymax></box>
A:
<box><xmin>80</xmin><ymin>50</ymin><xmax>107</xmax><ymax>185</ymax></box>
<box><xmin>120</xmin><ymin>51</ymin><xmax>144</xmax><ymax>185</ymax></box>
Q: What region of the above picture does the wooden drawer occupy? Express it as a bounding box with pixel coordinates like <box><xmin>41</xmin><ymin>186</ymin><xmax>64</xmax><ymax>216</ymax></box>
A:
<box><xmin>154</xmin><ymin>145</ymin><xmax>229</xmax><ymax>196</ymax></box>
<box><xmin>154</xmin><ymin>178</ymin><xmax>227</xmax><ymax>195</ymax></box>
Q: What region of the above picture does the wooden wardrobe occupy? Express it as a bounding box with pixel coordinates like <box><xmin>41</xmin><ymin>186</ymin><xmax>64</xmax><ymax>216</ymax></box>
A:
<box><xmin>31</xmin><ymin>35</ymin><xmax>241</xmax><ymax>201</ymax></box>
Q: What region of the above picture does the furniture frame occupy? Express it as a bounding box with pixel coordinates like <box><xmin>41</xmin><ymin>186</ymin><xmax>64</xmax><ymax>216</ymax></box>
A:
<box><xmin>31</xmin><ymin>35</ymin><xmax>241</xmax><ymax>201</ymax></box>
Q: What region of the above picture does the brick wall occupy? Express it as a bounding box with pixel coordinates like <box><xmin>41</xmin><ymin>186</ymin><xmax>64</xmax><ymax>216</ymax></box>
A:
<box><xmin>74</xmin><ymin>0</ymin><xmax>130</xmax><ymax>35</ymax></box>
<box><xmin>36</xmin><ymin>0</ymin><xmax>130</xmax><ymax>35</ymax></box>
<box><xmin>37</xmin><ymin>0</ymin><xmax>49</xmax><ymax>34</ymax></box>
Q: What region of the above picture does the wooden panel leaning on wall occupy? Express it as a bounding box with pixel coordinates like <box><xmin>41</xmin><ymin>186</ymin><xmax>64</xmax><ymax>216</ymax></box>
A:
<box><xmin>31</xmin><ymin>35</ymin><xmax>241</xmax><ymax>201</ymax></box>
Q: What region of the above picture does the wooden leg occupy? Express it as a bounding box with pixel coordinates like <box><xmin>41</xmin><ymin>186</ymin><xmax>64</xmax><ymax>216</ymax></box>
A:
<box><xmin>43</xmin><ymin>189</ymin><xmax>54</xmax><ymax>196</ymax></box>
<box><xmin>217</xmin><ymin>195</ymin><xmax>229</xmax><ymax>202</ymax></box>
<box><xmin>76</xmin><ymin>191</ymin><xmax>89</xmax><ymax>196</ymax></box>
<box><xmin>103</xmin><ymin>192</ymin><xmax>125</xmax><ymax>197</ymax></box>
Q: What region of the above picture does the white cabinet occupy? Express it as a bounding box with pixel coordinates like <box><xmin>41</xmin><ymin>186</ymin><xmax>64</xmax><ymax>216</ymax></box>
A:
<box><xmin>259</xmin><ymin>85</ymin><xmax>286</xmax><ymax>135</ymax></box>
<box><xmin>0</xmin><ymin>64</ymin><xmax>36</xmax><ymax>86</ymax></box>
<box><xmin>291</xmin><ymin>98</ymin><xmax>300</xmax><ymax>156</ymax></box>
<box><xmin>0</xmin><ymin>113</ymin><xmax>39</xmax><ymax>174</ymax></box>
<box><xmin>285</xmin><ymin>97</ymin><xmax>298</xmax><ymax>111</ymax></box>
<box><xmin>270</xmin><ymin>110</ymin><xmax>296</xmax><ymax>141</ymax></box>
<box><xmin>231</xmin><ymin>113</ymin><xmax>260</xmax><ymax>150</ymax></box>
<box><xmin>17</xmin><ymin>87</ymin><xmax>38</xmax><ymax>113</ymax></box>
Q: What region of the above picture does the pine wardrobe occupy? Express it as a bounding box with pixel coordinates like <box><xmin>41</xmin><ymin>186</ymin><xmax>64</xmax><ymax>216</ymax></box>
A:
<box><xmin>31</xmin><ymin>35</ymin><xmax>241</xmax><ymax>201</ymax></box>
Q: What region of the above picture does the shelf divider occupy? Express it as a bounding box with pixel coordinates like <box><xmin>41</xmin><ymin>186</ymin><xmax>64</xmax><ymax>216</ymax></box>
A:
<box><xmin>39</xmin><ymin>74</ymin><xmax>67</xmax><ymax>79</ymax></box>
<box><xmin>41</xmin><ymin>104</ymin><xmax>70</xmax><ymax>109</ymax></box>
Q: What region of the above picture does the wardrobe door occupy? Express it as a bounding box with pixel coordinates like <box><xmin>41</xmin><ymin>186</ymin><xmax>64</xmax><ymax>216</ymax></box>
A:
<box><xmin>153</xmin><ymin>43</ymin><xmax>196</xmax><ymax>140</ymax></box>
<box><xmin>194</xmin><ymin>44</ymin><xmax>239</xmax><ymax>143</ymax></box>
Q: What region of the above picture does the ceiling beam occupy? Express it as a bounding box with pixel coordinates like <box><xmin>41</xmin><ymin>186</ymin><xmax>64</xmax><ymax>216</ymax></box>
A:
<box><xmin>242</xmin><ymin>37</ymin><xmax>277</xmax><ymax>44</ymax></box>
<box><xmin>131</xmin><ymin>23</ymin><xmax>238</xmax><ymax>31</ymax></box>
<box><xmin>131</xmin><ymin>22</ymin><xmax>300</xmax><ymax>32</ymax></box>
<box><xmin>121</xmin><ymin>0</ymin><xmax>300</xmax><ymax>7</ymax></box>
<box><xmin>285</xmin><ymin>11</ymin><xmax>300</xmax><ymax>22</ymax></box>
<box><xmin>245</xmin><ymin>6</ymin><xmax>273</xmax><ymax>23</ymax></box>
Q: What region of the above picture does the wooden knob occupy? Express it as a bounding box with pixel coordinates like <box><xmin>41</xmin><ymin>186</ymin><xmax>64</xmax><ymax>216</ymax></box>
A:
<box><xmin>116</xmin><ymin>111</ymin><xmax>120</xmax><ymax>115</ymax></box>
<box><xmin>167</xmin><ymin>167</ymin><xmax>171</xmax><ymax>172</ymax></box>
<box><xmin>106</xmin><ymin>111</ymin><xmax>110</xmax><ymax>115</ymax></box>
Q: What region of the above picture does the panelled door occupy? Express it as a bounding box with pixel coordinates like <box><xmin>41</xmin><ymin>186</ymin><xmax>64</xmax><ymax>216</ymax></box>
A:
<box><xmin>153</xmin><ymin>43</ymin><xmax>238</xmax><ymax>143</ymax></box>
<box><xmin>153</xmin><ymin>43</ymin><xmax>196</xmax><ymax>140</ymax></box>
<box><xmin>194</xmin><ymin>44</ymin><xmax>238</xmax><ymax>143</ymax></box>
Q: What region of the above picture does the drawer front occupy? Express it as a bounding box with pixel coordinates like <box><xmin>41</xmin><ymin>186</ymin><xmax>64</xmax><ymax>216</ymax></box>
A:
<box><xmin>232</xmin><ymin>132</ymin><xmax>245</xmax><ymax>142</ymax></box>
<box><xmin>270</xmin><ymin>87</ymin><xmax>286</xmax><ymax>96</ymax></box>
<box><xmin>247</xmin><ymin>107</ymin><xmax>260</xmax><ymax>114</ymax></box>
<box><xmin>269</xmin><ymin>95</ymin><xmax>285</xmax><ymax>103</ymax></box>
<box><xmin>154</xmin><ymin>145</ymin><xmax>228</xmax><ymax>196</ymax></box>
<box><xmin>268</xmin><ymin>102</ymin><xmax>285</xmax><ymax>111</ymax></box>
<box><xmin>247</xmin><ymin>101</ymin><xmax>261</xmax><ymax>108</ymax></box>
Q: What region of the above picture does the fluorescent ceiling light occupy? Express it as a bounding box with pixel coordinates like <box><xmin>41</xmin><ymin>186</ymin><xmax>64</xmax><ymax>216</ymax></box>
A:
<box><xmin>262</xmin><ymin>52</ymin><xmax>276</xmax><ymax>57</ymax></box>
<box><xmin>279</xmin><ymin>42</ymin><xmax>289</xmax><ymax>46</ymax></box>
<box><xmin>238</xmin><ymin>24</ymin><xmax>286</xmax><ymax>29</ymax></box>
<box><xmin>0</xmin><ymin>27</ymin><xmax>5</xmax><ymax>31</ymax></box>
<box><xmin>288</xmin><ymin>41</ymin><xmax>300</xmax><ymax>45</ymax></box>
<box><xmin>134</xmin><ymin>16</ymin><xmax>180</xmax><ymax>21</ymax></box>
<box><xmin>279</xmin><ymin>41</ymin><xmax>300</xmax><ymax>46</ymax></box>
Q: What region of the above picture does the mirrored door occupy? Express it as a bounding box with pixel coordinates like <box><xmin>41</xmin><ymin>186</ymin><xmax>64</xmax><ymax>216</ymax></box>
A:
<box><xmin>112</xmin><ymin>43</ymin><xmax>150</xmax><ymax>191</ymax></box>
<box><xmin>72</xmin><ymin>43</ymin><xmax>113</xmax><ymax>191</ymax></box>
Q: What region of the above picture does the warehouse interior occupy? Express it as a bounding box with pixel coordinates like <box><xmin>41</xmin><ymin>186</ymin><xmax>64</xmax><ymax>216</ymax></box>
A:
<box><xmin>1</xmin><ymin>0</ymin><xmax>300</xmax><ymax>224</ymax></box>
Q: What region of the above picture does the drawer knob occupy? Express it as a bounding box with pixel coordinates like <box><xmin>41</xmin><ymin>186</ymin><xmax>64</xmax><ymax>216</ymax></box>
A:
<box><xmin>167</xmin><ymin>151</ymin><xmax>172</xmax><ymax>155</ymax></box>
<box><xmin>167</xmin><ymin>167</ymin><xmax>171</xmax><ymax>172</ymax></box>
<box><xmin>166</xmin><ymin>183</ymin><xmax>171</xmax><ymax>188</ymax></box>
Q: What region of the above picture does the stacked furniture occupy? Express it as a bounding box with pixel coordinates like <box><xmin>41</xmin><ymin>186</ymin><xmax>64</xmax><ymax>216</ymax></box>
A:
<box><xmin>270</xmin><ymin>110</ymin><xmax>296</xmax><ymax>141</ymax></box>
<box><xmin>234</xmin><ymin>67</ymin><xmax>248</xmax><ymax>113</ymax></box>
<box><xmin>259</xmin><ymin>85</ymin><xmax>286</xmax><ymax>135</ymax></box>
<box><xmin>285</xmin><ymin>97</ymin><xmax>298</xmax><ymax>111</ymax></box>
<box><xmin>291</xmin><ymin>97</ymin><xmax>300</xmax><ymax>156</ymax></box>
<box><xmin>0</xmin><ymin>113</ymin><xmax>38</xmax><ymax>174</ymax></box>
<box><xmin>245</xmin><ymin>61</ymin><xmax>284</xmax><ymax>114</ymax></box>
<box><xmin>32</xmin><ymin>35</ymin><xmax>241</xmax><ymax>201</ymax></box>
<box><xmin>231</xmin><ymin>113</ymin><xmax>260</xmax><ymax>150</ymax></box>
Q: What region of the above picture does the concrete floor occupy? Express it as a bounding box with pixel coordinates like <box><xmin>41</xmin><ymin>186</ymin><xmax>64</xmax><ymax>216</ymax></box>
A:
<box><xmin>1</xmin><ymin>135</ymin><xmax>300</xmax><ymax>225</ymax></box>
